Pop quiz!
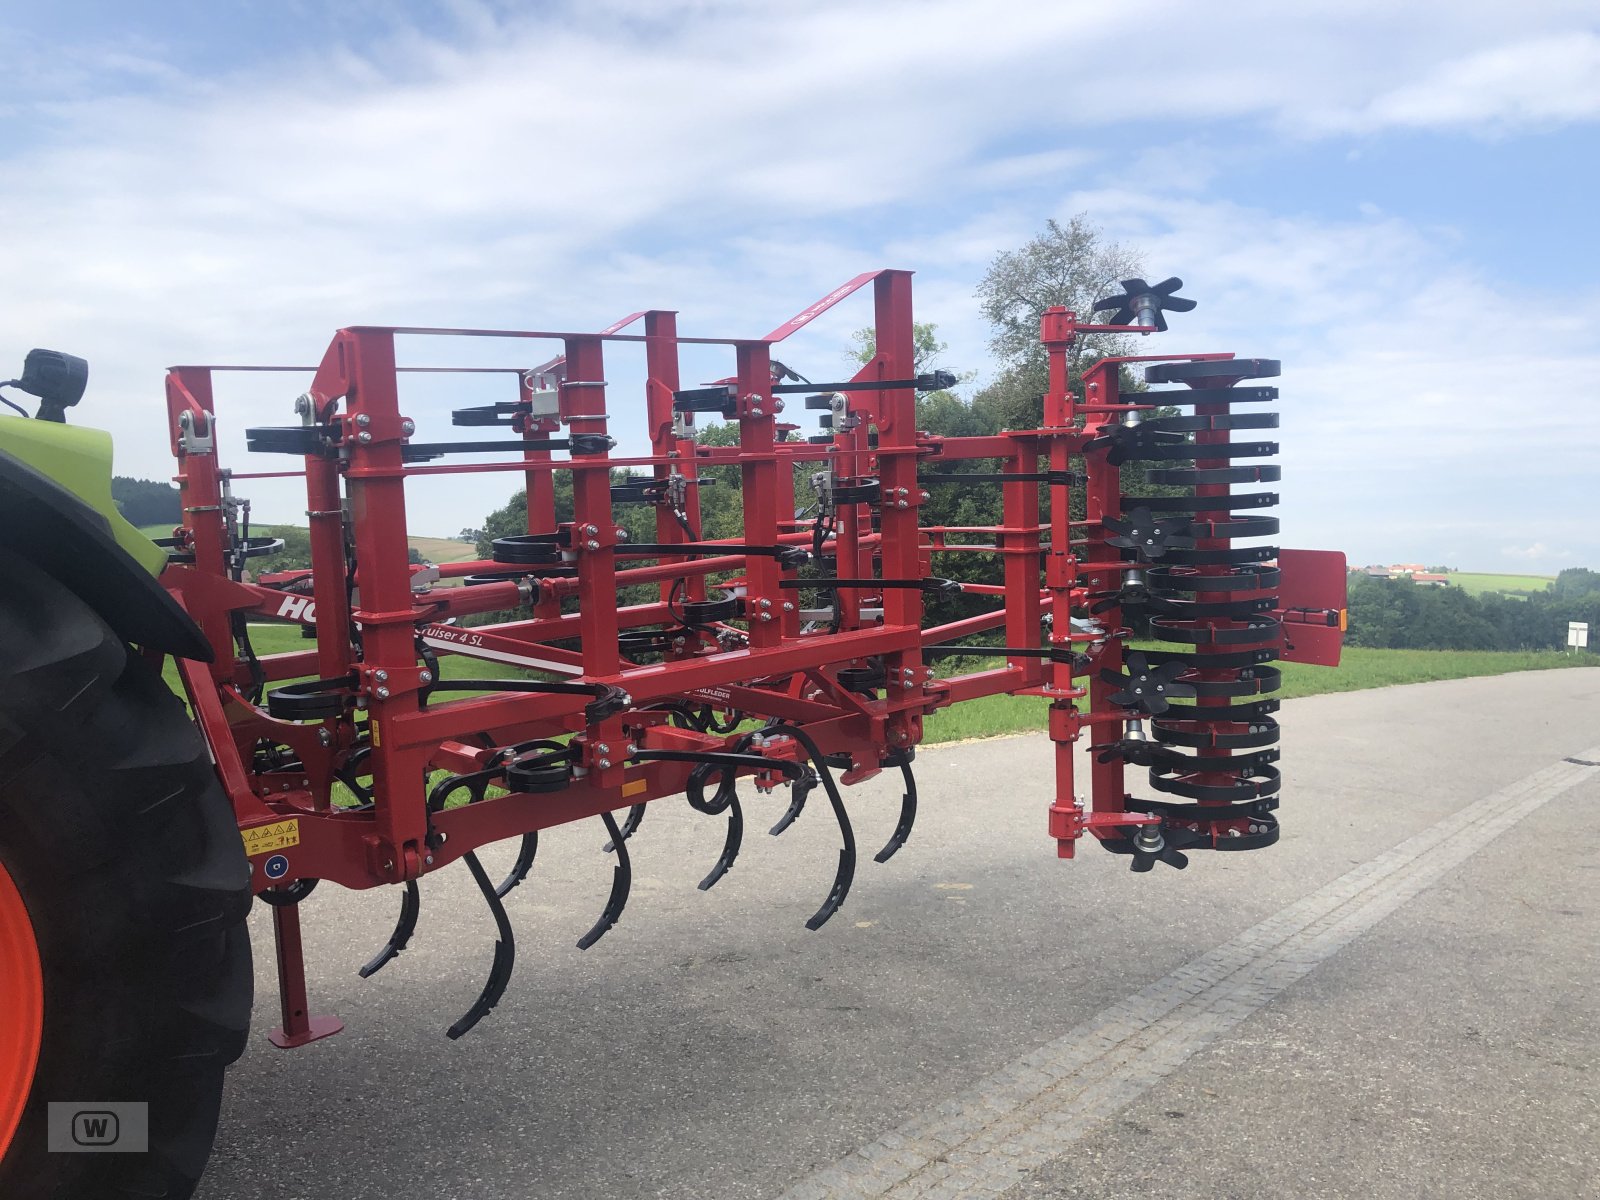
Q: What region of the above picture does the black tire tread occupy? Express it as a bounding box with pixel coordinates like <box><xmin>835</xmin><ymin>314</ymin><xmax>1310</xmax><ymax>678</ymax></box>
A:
<box><xmin>0</xmin><ymin>549</ymin><xmax>252</xmax><ymax>1199</ymax></box>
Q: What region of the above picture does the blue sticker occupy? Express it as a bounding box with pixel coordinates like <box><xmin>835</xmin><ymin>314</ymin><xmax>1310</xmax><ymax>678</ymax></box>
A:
<box><xmin>264</xmin><ymin>854</ymin><xmax>290</xmax><ymax>880</ymax></box>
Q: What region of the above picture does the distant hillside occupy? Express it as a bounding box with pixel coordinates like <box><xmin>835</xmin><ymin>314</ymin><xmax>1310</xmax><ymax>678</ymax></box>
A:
<box><xmin>112</xmin><ymin>476</ymin><xmax>180</xmax><ymax>525</ymax></box>
<box><xmin>1449</xmin><ymin>573</ymin><xmax>1555</xmax><ymax>597</ymax></box>
<box><xmin>135</xmin><ymin>524</ymin><xmax>479</xmax><ymax>568</ymax></box>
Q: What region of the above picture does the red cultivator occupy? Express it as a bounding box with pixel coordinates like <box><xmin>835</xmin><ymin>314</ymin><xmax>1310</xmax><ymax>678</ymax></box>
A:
<box><xmin>156</xmin><ymin>270</ymin><xmax>1346</xmax><ymax>1046</ymax></box>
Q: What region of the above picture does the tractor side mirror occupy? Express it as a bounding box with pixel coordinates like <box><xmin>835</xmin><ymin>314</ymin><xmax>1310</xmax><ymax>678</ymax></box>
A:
<box><xmin>17</xmin><ymin>349</ymin><xmax>89</xmax><ymax>422</ymax></box>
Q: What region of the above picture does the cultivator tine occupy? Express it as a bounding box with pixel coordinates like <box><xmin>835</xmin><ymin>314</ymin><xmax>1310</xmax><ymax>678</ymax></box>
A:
<box><xmin>768</xmin><ymin>769</ymin><xmax>816</xmax><ymax>836</ymax></box>
<box><xmin>697</xmin><ymin>795</ymin><xmax>744</xmax><ymax>891</ymax></box>
<box><xmin>873</xmin><ymin>751</ymin><xmax>918</xmax><ymax>864</ymax></box>
<box><xmin>494</xmin><ymin>831</ymin><xmax>539</xmax><ymax>899</ymax></box>
<box><xmin>603</xmin><ymin>804</ymin><xmax>645</xmax><ymax>853</ymax></box>
<box><xmin>806</xmin><ymin>786</ymin><xmax>856</xmax><ymax>931</ymax></box>
<box><xmin>761</xmin><ymin>724</ymin><xmax>858</xmax><ymax>931</ymax></box>
<box><xmin>446</xmin><ymin>851</ymin><xmax>516</xmax><ymax>1040</ymax></box>
<box><xmin>358</xmin><ymin>880</ymin><xmax>421</xmax><ymax>979</ymax></box>
<box><xmin>577</xmin><ymin>810</ymin><xmax>632</xmax><ymax>950</ymax></box>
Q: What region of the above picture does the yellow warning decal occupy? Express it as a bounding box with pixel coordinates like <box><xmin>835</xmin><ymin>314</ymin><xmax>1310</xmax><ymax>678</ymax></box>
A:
<box><xmin>621</xmin><ymin>777</ymin><xmax>648</xmax><ymax>798</ymax></box>
<box><xmin>242</xmin><ymin>819</ymin><xmax>300</xmax><ymax>857</ymax></box>
<box><xmin>370</xmin><ymin>720</ymin><xmax>381</xmax><ymax>747</ymax></box>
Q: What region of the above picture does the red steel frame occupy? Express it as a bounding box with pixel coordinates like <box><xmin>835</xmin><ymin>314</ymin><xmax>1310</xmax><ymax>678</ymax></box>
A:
<box><xmin>154</xmin><ymin>271</ymin><xmax>1343</xmax><ymax>1046</ymax></box>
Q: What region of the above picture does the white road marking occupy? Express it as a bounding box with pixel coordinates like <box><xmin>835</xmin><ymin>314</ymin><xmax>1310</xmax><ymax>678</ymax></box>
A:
<box><xmin>779</xmin><ymin>747</ymin><xmax>1600</xmax><ymax>1200</ymax></box>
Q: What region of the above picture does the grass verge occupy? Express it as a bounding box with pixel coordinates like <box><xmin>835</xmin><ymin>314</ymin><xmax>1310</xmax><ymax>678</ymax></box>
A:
<box><xmin>919</xmin><ymin>647</ymin><xmax>1595</xmax><ymax>745</ymax></box>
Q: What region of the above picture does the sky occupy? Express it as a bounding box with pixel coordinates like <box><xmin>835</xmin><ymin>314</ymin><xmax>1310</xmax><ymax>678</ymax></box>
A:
<box><xmin>1</xmin><ymin>0</ymin><xmax>1596</xmax><ymax>570</ymax></box>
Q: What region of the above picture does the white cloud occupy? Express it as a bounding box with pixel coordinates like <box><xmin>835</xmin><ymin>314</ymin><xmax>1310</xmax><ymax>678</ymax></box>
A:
<box><xmin>1309</xmin><ymin>33</ymin><xmax>1600</xmax><ymax>135</ymax></box>
<box><xmin>1</xmin><ymin>0</ymin><xmax>1597</xmax><ymax>560</ymax></box>
<box><xmin>1504</xmin><ymin>542</ymin><xmax>1569</xmax><ymax>562</ymax></box>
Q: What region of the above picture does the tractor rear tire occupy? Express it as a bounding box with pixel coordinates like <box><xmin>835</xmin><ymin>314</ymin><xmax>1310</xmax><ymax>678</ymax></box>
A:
<box><xmin>0</xmin><ymin>549</ymin><xmax>253</xmax><ymax>1198</ymax></box>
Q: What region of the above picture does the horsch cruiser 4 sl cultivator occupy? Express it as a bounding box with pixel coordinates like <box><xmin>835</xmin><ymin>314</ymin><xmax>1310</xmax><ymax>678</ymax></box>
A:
<box><xmin>0</xmin><ymin>271</ymin><xmax>1345</xmax><ymax>1196</ymax></box>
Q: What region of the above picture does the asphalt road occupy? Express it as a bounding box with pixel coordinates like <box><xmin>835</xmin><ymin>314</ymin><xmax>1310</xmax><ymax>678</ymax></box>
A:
<box><xmin>199</xmin><ymin>668</ymin><xmax>1600</xmax><ymax>1200</ymax></box>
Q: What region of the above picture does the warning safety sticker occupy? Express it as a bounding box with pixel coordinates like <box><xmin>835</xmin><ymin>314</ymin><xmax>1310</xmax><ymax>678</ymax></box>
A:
<box><xmin>242</xmin><ymin>819</ymin><xmax>301</xmax><ymax>857</ymax></box>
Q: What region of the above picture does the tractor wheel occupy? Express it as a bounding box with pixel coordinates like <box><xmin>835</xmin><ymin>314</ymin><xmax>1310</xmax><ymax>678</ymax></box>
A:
<box><xmin>0</xmin><ymin>549</ymin><xmax>253</xmax><ymax>1198</ymax></box>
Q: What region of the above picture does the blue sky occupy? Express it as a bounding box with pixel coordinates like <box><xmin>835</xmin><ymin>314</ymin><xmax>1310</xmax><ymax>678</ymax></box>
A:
<box><xmin>2</xmin><ymin>0</ymin><xmax>1596</xmax><ymax>569</ymax></box>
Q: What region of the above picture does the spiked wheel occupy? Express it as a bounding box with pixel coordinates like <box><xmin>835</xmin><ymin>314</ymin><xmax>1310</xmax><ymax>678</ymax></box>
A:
<box><xmin>1099</xmin><ymin>652</ymin><xmax>1197</xmax><ymax>716</ymax></box>
<box><xmin>1092</xmin><ymin>277</ymin><xmax>1196</xmax><ymax>331</ymax></box>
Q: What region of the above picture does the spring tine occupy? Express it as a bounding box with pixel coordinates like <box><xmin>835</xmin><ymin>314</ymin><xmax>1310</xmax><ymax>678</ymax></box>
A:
<box><xmin>603</xmin><ymin>803</ymin><xmax>646</xmax><ymax>853</ymax></box>
<box><xmin>358</xmin><ymin>880</ymin><xmax>420</xmax><ymax>979</ymax></box>
<box><xmin>577</xmin><ymin>809</ymin><xmax>632</xmax><ymax>950</ymax></box>
<box><xmin>697</xmin><ymin>795</ymin><xmax>744</xmax><ymax>891</ymax></box>
<box><xmin>446</xmin><ymin>851</ymin><xmax>516</xmax><ymax>1040</ymax></box>
<box><xmin>760</xmin><ymin>724</ymin><xmax>857</xmax><ymax>932</ymax></box>
<box><xmin>494</xmin><ymin>831</ymin><xmax>539</xmax><ymax>899</ymax></box>
<box><xmin>769</xmin><ymin>770</ymin><xmax>815</xmax><ymax>836</ymax></box>
<box><xmin>873</xmin><ymin>753</ymin><xmax>918</xmax><ymax>864</ymax></box>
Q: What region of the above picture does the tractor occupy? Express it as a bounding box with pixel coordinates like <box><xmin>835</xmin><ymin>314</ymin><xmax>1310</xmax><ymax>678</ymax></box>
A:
<box><xmin>0</xmin><ymin>272</ymin><xmax>1344</xmax><ymax>1196</ymax></box>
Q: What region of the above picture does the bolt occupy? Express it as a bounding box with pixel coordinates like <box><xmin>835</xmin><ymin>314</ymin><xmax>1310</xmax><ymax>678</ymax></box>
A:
<box><xmin>375</xmin><ymin>685</ymin><xmax>390</xmax><ymax>700</ymax></box>
<box><xmin>594</xmin><ymin>743</ymin><xmax>609</xmax><ymax>755</ymax></box>
<box><xmin>615</xmin><ymin>528</ymin><xmax>629</xmax><ymax>541</ymax></box>
<box><xmin>357</xmin><ymin>431</ymin><xmax>373</xmax><ymax>444</ymax></box>
<box><xmin>424</xmin><ymin>854</ymin><xmax>434</xmax><ymax>866</ymax></box>
<box><xmin>374</xmin><ymin>670</ymin><xmax>389</xmax><ymax>683</ymax></box>
<box><xmin>318</xmin><ymin>728</ymin><xmax>333</xmax><ymax>746</ymax></box>
<box><xmin>750</xmin><ymin>407</ymin><xmax>764</xmax><ymax>418</ymax></box>
<box><xmin>781</xmin><ymin>601</ymin><xmax>794</xmax><ymax>612</ymax></box>
<box><xmin>758</xmin><ymin>598</ymin><xmax>772</xmax><ymax>608</ymax></box>
<box><xmin>625</xmin><ymin>743</ymin><xmax>637</xmax><ymax>755</ymax></box>
<box><xmin>772</xmin><ymin>398</ymin><xmax>785</xmax><ymax>412</ymax></box>
<box><xmin>896</xmin><ymin>487</ymin><xmax>908</xmax><ymax>497</ymax></box>
<box><xmin>895</xmin><ymin>499</ymin><xmax>909</xmax><ymax>508</ymax></box>
<box><xmin>419</xmin><ymin>669</ymin><xmax>434</xmax><ymax>684</ymax></box>
<box><xmin>597</xmin><ymin>758</ymin><xmax>612</xmax><ymax>769</ymax></box>
<box><xmin>583</xmin><ymin>524</ymin><xmax>599</xmax><ymax>535</ymax></box>
<box><xmin>758</xmin><ymin>612</ymin><xmax>773</xmax><ymax>621</ymax></box>
<box><xmin>383</xmin><ymin>859</ymin><xmax>394</xmax><ymax>872</ymax></box>
<box><xmin>400</xmin><ymin>418</ymin><xmax>415</xmax><ymax>435</ymax></box>
<box><xmin>355</xmin><ymin>413</ymin><xmax>372</xmax><ymax>427</ymax></box>
<box><xmin>585</xmin><ymin>539</ymin><xmax>600</xmax><ymax>550</ymax></box>
<box><xmin>919</xmin><ymin>491</ymin><xmax>930</xmax><ymax>502</ymax></box>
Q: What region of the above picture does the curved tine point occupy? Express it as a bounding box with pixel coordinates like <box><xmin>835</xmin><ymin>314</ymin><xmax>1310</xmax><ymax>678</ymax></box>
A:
<box><xmin>445</xmin><ymin>852</ymin><xmax>516</xmax><ymax>1039</ymax></box>
<box><xmin>873</xmin><ymin>757</ymin><xmax>918</xmax><ymax>864</ymax></box>
<box><xmin>577</xmin><ymin>809</ymin><xmax>632</xmax><ymax>950</ymax></box>
<box><xmin>603</xmin><ymin>803</ymin><xmax>646</xmax><ymax>853</ymax></box>
<box><xmin>697</xmin><ymin>796</ymin><xmax>744</xmax><ymax>891</ymax></box>
<box><xmin>806</xmin><ymin>847</ymin><xmax>857</xmax><ymax>931</ymax></box>
<box><xmin>358</xmin><ymin>879</ymin><xmax>421</xmax><ymax>979</ymax></box>
<box><xmin>494</xmin><ymin>831</ymin><xmax>539</xmax><ymax>898</ymax></box>
<box><xmin>769</xmin><ymin>773</ymin><xmax>813</xmax><ymax>836</ymax></box>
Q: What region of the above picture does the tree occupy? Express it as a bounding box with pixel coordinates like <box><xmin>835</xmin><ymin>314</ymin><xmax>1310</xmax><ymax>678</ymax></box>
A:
<box><xmin>110</xmin><ymin>476</ymin><xmax>181</xmax><ymax>526</ymax></box>
<box><xmin>973</xmin><ymin>214</ymin><xmax>1146</xmax><ymax>428</ymax></box>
